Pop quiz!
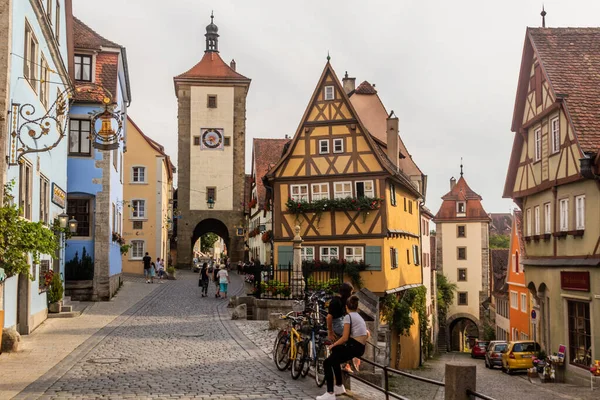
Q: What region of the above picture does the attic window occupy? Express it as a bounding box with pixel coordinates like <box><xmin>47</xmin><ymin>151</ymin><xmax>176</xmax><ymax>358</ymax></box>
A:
<box><xmin>207</xmin><ymin>95</ymin><xmax>217</xmax><ymax>108</ymax></box>
<box><xmin>193</xmin><ymin>136</ymin><xmax>201</xmax><ymax>146</ymax></box>
<box><xmin>224</xmin><ymin>136</ymin><xmax>231</xmax><ymax>146</ymax></box>
<box><xmin>457</xmin><ymin>201</ymin><xmax>466</xmax><ymax>216</ymax></box>
<box><xmin>324</xmin><ymin>86</ymin><xmax>334</xmax><ymax>101</ymax></box>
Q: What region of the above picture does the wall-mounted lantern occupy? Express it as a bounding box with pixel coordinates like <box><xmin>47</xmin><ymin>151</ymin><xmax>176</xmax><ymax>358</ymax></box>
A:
<box><xmin>207</xmin><ymin>197</ymin><xmax>215</xmax><ymax>209</ymax></box>
<box><xmin>68</xmin><ymin>216</ymin><xmax>78</xmax><ymax>234</ymax></box>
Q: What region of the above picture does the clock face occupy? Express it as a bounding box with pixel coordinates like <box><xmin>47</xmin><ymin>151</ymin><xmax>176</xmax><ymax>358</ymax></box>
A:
<box><xmin>201</xmin><ymin>129</ymin><xmax>223</xmax><ymax>149</ymax></box>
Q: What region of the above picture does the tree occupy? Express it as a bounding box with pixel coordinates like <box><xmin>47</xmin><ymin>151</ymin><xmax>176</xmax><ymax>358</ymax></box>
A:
<box><xmin>436</xmin><ymin>273</ymin><xmax>457</xmax><ymax>325</ymax></box>
<box><xmin>200</xmin><ymin>233</ymin><xmax>219</xmax><ymax>253</ymax></box>
<box><xmin>489</xmin><ymin>234</ymin><xmax>510</xmax><ymax>249</ymax></box>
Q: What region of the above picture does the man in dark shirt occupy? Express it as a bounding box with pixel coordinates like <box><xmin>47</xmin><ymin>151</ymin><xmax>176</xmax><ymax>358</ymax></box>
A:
<box><xmin>143</xmin><ymin>252</ymin><xmax>152</xmax><ymax>283</ymax></box>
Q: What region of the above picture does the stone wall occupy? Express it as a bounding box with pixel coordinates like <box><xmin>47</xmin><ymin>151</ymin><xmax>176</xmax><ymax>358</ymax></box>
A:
<box><xmin>92</xmin><ymin>151</ymin><xmax>114</xmax><ymax>301</ymax></box>
<box><xmin>479</xmin><ymin>222</ymin><xmax>490</xmax><ymax>322</ymax></box>
<box><xmin>0</xmin><ymin>0</ymin><xmax>11</xmax><ymax>207</ymax></box>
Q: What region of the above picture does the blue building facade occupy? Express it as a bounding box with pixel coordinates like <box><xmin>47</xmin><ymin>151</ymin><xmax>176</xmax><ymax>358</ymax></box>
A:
<box><xmin>65</xmin><ymin>17</ymin><xmax>130</xmax><ymax>301</ymax></box>
<box><xmin>2</xmin><ymin>0</ymin><xmax>71</xmax><ymax>333</ymax></box>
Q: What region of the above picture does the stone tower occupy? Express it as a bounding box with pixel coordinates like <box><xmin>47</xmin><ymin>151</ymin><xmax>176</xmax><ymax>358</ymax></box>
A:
<box><xmin>173</xmin><ymin>15</ymin><xmax>251</xmax><ymax>267</ymax></box>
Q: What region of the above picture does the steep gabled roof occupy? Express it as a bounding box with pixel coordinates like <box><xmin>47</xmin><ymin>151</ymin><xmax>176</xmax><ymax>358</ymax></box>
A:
<box><xmin>73</xmin><ymin>17</ymin><xmax>121</xmax><ymax>50</ymax></box>
<box><xmin>251</xmin><ymin>138</ymin><xmax>290</xmax><ymax>210</ymax></box>
<box><xmin>434</xmin><ymin>176</ymin><xmax>490</xmax><ymax>221</ymax></box>
<box><xmin>491</xmin><ymin>249</ymin><xmax>509</xmax><ymax>296</ymax></box>
<box><xmin>127</xmin><ymin>117</ymin><xmax>175</xmax><ymax>180</ymax></box>
<box><xmin>175</xmin><ymin>51</ymin><xmax>250</xmax><ymax>82</ymax></box>
<box><xmin>489</xmin><ymin>213</ymin><xmax>512</xmax><ymax>236</ymax></box>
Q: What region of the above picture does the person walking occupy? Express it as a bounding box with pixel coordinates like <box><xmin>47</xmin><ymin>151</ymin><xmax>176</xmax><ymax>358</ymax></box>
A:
<box><xmin>156</xmin><ymin>257</ymin><xmax>165</xmax><ymax>283</ymax></box>
<box><xmin>217</xmin><ymin>265</ymin><xmax>230</xmax><ymax>298</ymax></box>
<box><xmin>318</xmin><ymin>295</ymin><xmax>369</xmax><ymax>400</ymax></box>
<box><xmin>212</xmin><ymin>264</ymin><xmax>221</xmax><ymax>298</ymax></box>
<box><xmin>143</xmin><ymin>252</ymin><xmax>152</xmax><ymax>283</ymax></box>
<box><xmin>199</xmin><ymin>262</ymin><xmax>209</xmax><ymax>297</ymax></box>
<box><xmin>149</xmin><ymin>261</ymin><xmax>156</xmax><ymax>284</ymax></box>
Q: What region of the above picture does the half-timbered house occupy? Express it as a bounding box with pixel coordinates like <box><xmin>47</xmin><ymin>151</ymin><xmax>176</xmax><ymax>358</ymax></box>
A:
<box><xmin>504</xmin><ymin>27</ymin><xmax>600</xmax><ymax>385</ymax></box>
<box><xmin>266</xmin><ymin>62</ymin><xmax>424</xmax><ymax>368</ymax></box>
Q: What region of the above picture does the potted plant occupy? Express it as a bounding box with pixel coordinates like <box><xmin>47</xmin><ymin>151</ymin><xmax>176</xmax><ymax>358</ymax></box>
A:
<box><xmin>166</xmin><ymin>266</ymin><xmax>177</xmax><ymax>280</ymax></box>
<box><xmin>47</xmin><ymin>271</ymin><xmax>64</xmax><ymax>313</ymax></box>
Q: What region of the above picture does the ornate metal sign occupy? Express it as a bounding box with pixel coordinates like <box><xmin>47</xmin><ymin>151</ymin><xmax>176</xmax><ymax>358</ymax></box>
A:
<box><xmin>51</xmin><ymin>183</ymin><xmax>66</xmax><ymax>208</ymax></box>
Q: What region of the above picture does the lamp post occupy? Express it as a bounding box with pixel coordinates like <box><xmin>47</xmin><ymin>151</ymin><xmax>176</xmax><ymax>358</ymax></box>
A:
<box><xmin>207</xmin><ymin>197</ymin><xmax>215</xmax><ymax>209</ymax></box>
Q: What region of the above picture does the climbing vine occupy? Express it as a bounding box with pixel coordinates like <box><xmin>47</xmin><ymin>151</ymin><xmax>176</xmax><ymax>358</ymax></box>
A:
<box><xmin>0</xmin><ymin>181</ymin><xmax>60</xmax><ymax>279</ymax></box>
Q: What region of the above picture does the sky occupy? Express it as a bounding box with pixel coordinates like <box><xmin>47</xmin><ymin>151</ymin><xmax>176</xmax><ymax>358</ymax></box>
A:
<box><xmin>73</xmin><ymin>0</ymin><xmax>600</xmax><ymax>218</ymax></box>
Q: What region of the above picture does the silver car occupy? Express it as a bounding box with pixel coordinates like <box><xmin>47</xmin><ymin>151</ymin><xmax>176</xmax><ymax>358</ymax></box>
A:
<box><xmin>485</xmin><ymin>341</ymin><xmax>508</xmax><ymax>369</ymax></box>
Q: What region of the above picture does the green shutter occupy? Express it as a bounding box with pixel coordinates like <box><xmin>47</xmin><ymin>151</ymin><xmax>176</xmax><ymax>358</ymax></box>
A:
<box><xmin>278</xmin><ymin>246</ymin><xmax>293</xmax><ymax>270</ymax></box>
<box><xmin>365</xmin><ymin>246</ymin><xmax>382</xmax><ymax>271</ymax></box>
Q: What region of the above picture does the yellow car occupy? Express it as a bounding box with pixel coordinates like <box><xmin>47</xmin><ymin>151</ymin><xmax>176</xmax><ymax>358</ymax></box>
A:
<box><xmin>501</xmin><ymin>341</ymin><xmax>541</xmax><ymax>374</ymax></box>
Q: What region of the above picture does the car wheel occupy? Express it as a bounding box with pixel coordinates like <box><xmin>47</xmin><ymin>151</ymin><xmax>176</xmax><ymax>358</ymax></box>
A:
<box><xmin>506</xmin><ymin>366</ymin><xmax>512</xmax><ymax>375</ymax></box>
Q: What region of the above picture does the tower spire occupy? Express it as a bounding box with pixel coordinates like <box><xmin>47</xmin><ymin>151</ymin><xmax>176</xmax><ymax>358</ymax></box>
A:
<box><xmin>541</xmin><ymin>5</ymin><xmax>547</xmax><ymax>28</ymax></box>
<box><xmin>205</xmin><ymin>12</ymin><xmax>219</xmax><ymax>52</ymax></box>
<box><xmin>460</xmin><ymin>157</ymin><xmax>464</xmax><ymax>177</ymax></box>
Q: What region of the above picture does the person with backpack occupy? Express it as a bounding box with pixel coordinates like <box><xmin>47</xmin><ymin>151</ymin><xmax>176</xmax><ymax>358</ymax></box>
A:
<box><xmin>199</xmin><ymin>262</ymin><xmax>209</xmax><ymax>297</ymax></box>
<box><xmin>217</xmin><ymin>265</ymin><xmax>230</xmax><ymax>298</ymax></box>
<box><xmin>212</xmin><ymin>264</ymin><xmax>221</xmax><ymax>298</ymax></box>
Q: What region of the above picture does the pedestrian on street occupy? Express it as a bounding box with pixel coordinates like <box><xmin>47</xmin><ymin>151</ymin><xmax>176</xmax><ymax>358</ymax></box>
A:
<box><xmin>237</xmin><ymin>261</ymin><xmax>243</xmax><ymax>274</ymax></box>
<box><xmin>318</xmin><ymin>295</ymin><xmax>369</xmax><ymax>400</ymax></box>
<box><xmin>143</xmin><ymin>252</ymin><xmax>152</xmax><ymax>283</ymax></box>
<box><xmin>199</xmin><ymin>262</ymin><xmax>209</xmax><ymax>297</ymax></box>
<box><xmin>156</xmin><ymin>257</ymin><xmax>165</xmax><ymax>283</ymax></box>
<box><xmin>149</xmin><ymin>262</ymin><xmax>156</xmax><ymax>284</ymax></box>
<box><xmin>217</xmin><ymin>265</ymin><xmax>230</xmax><ymax>298</ymax></box>
<box><xmin>213</xmin><ymin>264</ymin><xmax>221</xmax><ymax>298</ymax></box>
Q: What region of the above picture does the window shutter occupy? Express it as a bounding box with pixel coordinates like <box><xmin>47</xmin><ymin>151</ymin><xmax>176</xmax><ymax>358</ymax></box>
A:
<box><xmin>413</xmin><ymin>245</ymin><xmax>420</xmax><ymax>265</ymax></box>
<box><xmin>394</xmin><ymin>248</ymin><xmax>399</xmax><ymax>268</ymax></box>
<box><xmin>365</xmin><ymin>246</ymin><xmax>381</xmax><ymax>271</ymax></box>
<box><xmin>277</xmin><ymin>246</ymin><xmax>293</xmax><ymax>270</ymax></box>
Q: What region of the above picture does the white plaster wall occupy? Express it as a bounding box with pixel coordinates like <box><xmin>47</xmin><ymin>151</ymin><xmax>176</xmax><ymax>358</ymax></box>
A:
<box><xmin>189</xmin><ymin>86</ymin><xmax>234</xmax><ymax>211</ymax></box>
<box><xmin>441</xmin><ymin>222</ymin><xmax>483</xmax><ymax>319</ymax></box>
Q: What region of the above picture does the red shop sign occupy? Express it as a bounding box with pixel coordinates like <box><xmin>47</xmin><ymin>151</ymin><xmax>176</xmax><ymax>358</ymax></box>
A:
<box><xmin>560</xmin><ymin>271</ymin><xmax>590</xmax><ymax>292</ymax></box>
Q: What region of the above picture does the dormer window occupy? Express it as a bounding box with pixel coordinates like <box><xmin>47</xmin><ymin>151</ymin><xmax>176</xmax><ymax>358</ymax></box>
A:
<box><xmin>457</xmin><ymin>201</ymin><xmax>466</xmax><ymax>216</ymax></box>
<box><xmin>74</xmin><ymin>54</ymin><xmax>92</xmax><ymax>81</ymax></box>
<box><xmin>324</xmin><ymin>86</ymin><xmax>334</xmax><ymax>100</ymax></box>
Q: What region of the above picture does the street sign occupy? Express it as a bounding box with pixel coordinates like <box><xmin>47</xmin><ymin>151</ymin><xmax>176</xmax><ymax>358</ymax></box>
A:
<box><xmin>531</xmin><ymin>310</ymin><xmax>537</xmax><ymax>320</ymax></box>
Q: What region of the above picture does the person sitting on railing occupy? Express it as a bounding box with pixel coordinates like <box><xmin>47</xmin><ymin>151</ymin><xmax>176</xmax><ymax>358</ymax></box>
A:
<box><xmin>318</xmin><ymin>295</ymin><xmax>370</xmax><ymax>400</ymax></box>
<box><xmin>326</xmin><ymin>282</ymin><xmax>354</xmax><ymax>341</ymax></box>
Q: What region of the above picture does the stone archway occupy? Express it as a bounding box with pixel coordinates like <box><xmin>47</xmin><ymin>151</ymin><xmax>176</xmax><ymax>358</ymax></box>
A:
<box><xmin>446</xmin><ymin>313</ymin><xmax>482</xmax><ymax>352</ymax></box>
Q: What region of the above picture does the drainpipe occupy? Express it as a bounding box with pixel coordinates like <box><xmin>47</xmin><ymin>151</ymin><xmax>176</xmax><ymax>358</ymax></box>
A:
<box><xmin>418</xmin><ymin>199</ymin><xmax>424</xmax><ymax>367</ymax></box>
<box><xmin>580</xmin><ymin>152</ymin><xmax>600</xmax><ymax>180</ymax></box>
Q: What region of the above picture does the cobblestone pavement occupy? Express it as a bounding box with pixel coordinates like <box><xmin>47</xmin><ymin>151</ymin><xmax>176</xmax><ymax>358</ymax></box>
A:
<box><xmin>12</xmin><ymin>271</ymin><xmax>345</xmax><ymax>400</ymax></box>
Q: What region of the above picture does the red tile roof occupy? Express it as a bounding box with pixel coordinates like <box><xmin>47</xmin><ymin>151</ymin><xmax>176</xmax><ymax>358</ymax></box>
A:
<box><xmin>354</xmin><ymin>81</ymin><xmax>377</xmax><ymax>95</ymax></box>
<box><xmin>529</xmin><ymin>28</ymin><xmax>600</xmax><ymax>153</ymax></box>
<box><xmin>252</xmin><ymin>138</ymin><xmax>290</xmax><ymax>210</ymax></box>
<box><xmin>175</xmin><ymin>51</ymin><xmax>250</xmax><ymax>81</ymax></box>
<box><xmin>127</xmin><ymin>117</ymin><xmax>175</xmax><ymax>180</ymax></box>
<box><xmin>491</xmin><ymin>249</ymin><xmax>509</xmax><ymax>296</ymax></box>
<box><xmin>434</xmin><ymin>176</ymin><xmax>490</xmax><ymax>221</ymax></box>
<box><xmin>73</xmin><ymin>17</ymin><xmax>121</xmax><ymax>50</ymax></box>
<box><xmin>489</xmin><ymin>213</ymin><xmax>512</xmax><ymax>236</ymax></box>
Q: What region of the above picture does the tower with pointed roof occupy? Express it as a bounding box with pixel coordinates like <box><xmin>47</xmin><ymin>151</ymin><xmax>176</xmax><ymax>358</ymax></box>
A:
<box><xmin>173</xmin><ymin>15</ymin><xmax>251</xmax><ymax>266</ymax></box>
<box><xmin>433</xmin><ymin>172</ymin><xmax>490</xmax><ymax>351</ymax></box>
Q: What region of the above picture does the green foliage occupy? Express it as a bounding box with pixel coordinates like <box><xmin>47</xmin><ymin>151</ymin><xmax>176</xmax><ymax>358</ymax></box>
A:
<box><xmin>302</xmin><ymin>259</ymin><xmax>368</xmax><ymax>289</ymax></box>
<box><xmin>0</xmin><ymin>182</ymin><xmax>59</xmax><ymax>279</ymax></box>
<box><xmin>65</xmin><ymin>247</ymin><xmax>94</xmax><ymax>280</ymax></box>
<box><xmin>381</xmin><ymin>286</ymin><xmax>427</xmax><ymax>337</ymax></box>
<box><xmin>166</xmin><ymin>266</ymin><xmax>176</xmax><ymax>274</ymax></box>
<box><xmin>200</xmin><ymin>233</ymin><xmax>219</xmax><ymax>253</ymax></box>
<box><xmin>260</xmin><ymin>280</ymin><xmax>292</xmax><ymax>296</ymax></box>
<box><xmin>483</xmin><ymin>322</ymin><xmax>496</xmax><ymax>341</ymax></box>
<box><xmin>286</xmin><ymin>196</ymin><xmax>384</xmax><ymax>214</ymax></box>
<box><xmin>47</xmin><ymin>272</ymin><xmax>64</xmax><ymax>304</ymax></box>
<box><xmin>436</xmin><ymin>273</ymin><xmax>457</xmax><ymax>324</ymax></box>
<box><xmin>305</xmin><ymin>277</ymin><xmax>341</xmax><ymax>294</ymax></box>
<box><xmin>120</xmin><ymin>244</ymin><xmax>131</xmax><ymax>255</ymax></box>
<box><xmin>489</xmin><ymin>234</ymin><xmax>510</xmax><ymax>249</ymax></box>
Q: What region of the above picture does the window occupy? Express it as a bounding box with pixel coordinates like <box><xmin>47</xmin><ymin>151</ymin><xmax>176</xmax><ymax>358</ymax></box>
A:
<box><xmin>575</xmin><ymin>195</ymin><xmax>585</xmax><ymax>230</ymax></box>
<box><xmin>521</xmin><ymin>333</ymin><xmax>529</xmax><ymax>340</ymax></box>
<box><xmin>534</xmin><ymin>128</ymin><xmax>541</xmax><ymax>161</ymax></box>
<box><xmin>39</xmin><ymin>175</ymin><xmax>49</xmax><ymax>224</ymax></box>
<box><xmin>408</xmin><ymin>200</ymin><xmax>413</xmax><ymax>214</ymax></box>
<box><xmin>320</xmin><ymin>246</ymin><xmax>338</xmax><ymax>262</ymax></box>
<box><xmin>132</xmin><ymin>167</ymin><xmax>146</xmax><ymax>183</ymax></box>
<box><xmin>406</xmin><ymin>249</ymin><xmax>411</xmax><ymax>265</ymax></box>
<box><xmin>23</xmin><ymin>22</ymin><xmax>39</xmax><ymax>89</ymax></box>
<box><xmin>117</xmin><ymin>211</ymin><xmax>121</xmax><ymax>234</ymax></box>
<box><xmin>319</xmin><ymin>139</ymin><xmax>329</xmax><ymax>154</ymax></box>
<box><xmin>207</xmin><ymin>95</ymin><xmax>217</xmax><ymax>108</ymax></box>
<box><xmin>457</xmin><ymin>247</ymin><xmax>466</xmax><ymax>260</ymax></box>
<box><xmin>404</xmin><ymin>198</ymin><xmax>407</xmax><ymax>211</ymax></box>
<box><xmin>131</xmin><ymin>199</ymin><xmax>146</xmax><ymax>219</ymax></box>
<box><xmin>40</xmin><ymin>56</ymin><xmax>50</xmax><ymax>108</ymax></box>
<box><xmin>520</xmin><ymin>293</ymin><xmax>527</xmax><ymax>312</ymax></box>
<box><xmin>510</xmin><ymin>291</ymin><xmax>518</xmax><ymax>309</ymax></box>
<box><xmin>458</xmin><ymin>268</ymin><xmax>467</xmax><ymax>281</ymax></box>
<box><xmin>67</xmin><ymin>198</ymin><xmax>90</xmax><ymax>236</ymax></box>
<box><xmin>559</xmin><ymin>198</ymin><xmax>569</xmax><ymax>231</ymax></box>
<box><xmin>19</xmin><ymin>159</ymin><xmax>33</xmax><ymax>220</ymax></box>
<box><xmin>458</xmin><ymin>292</ymin><xmax>468</xmax><ymax>306</ymax></box>
<box><xmin>290</xmin><ymin>184</ymin><xmax>308</xmax><ymax>202</ymax></box>
<box><xmin>333</xmin><ymin>182</ymin><xmax>352</xmax><ymax>199</ymax></box>
<box><xmin>390</xmin><ymin>247</ymin><xmax>399</xmax><ymax>269</ymax></box>
<box><xmin>544</xmin><ymin>203</ymin><xmax>551</xmax><ymax>234</ymax></box>
<box><xmin>193</xmin><ymin>136</ymin><xmax>201</xmax><ymax>146</ymax></box>
<box><xmin>333</xmin><ymin>138</ymin><xmax>344</xmax><ymax>153</ymax></box>
<box><xmin>301</xmin><ymin>246</ymin><xmax>314</xmax><ymax>261</ymax></box>
<box><xmin>224</xmin><ymin>137</ymin><xmax>231</xmax><ymax>146</ymax></box>
<box><xmin>355</xmin><ymin>181</ymin><xmax>374</xmax><ymax>198</ymax></box>
<box><xmin>457</xmin><ymin>201</ymin><xmax>466</xmax><ymax>215</ymax></box>
<box><xmin>206</xmin><ymin>187</ymin><xmax>216</xmax><ymax>202</ymax></box>
<box><xmin>551</xmin><ymin>117</ymin><xmax>560</xmax><ymax>154</ymax></box>
<box><xmin>390</xmin><ymin>183</ymin><xmax>396</xmax><ymax>206</ymax></box>
<box><xmin>47</xmin><ymin>0</ymin><xmax>52</xmax><ymax>20</ymax></box>
<box><xmin>534</xmin><ymin>206</ymin><xmax>540</xmax><ymax>235</ymax></box>
<box><xmin>311</xmin><ymin>183</ymin><xmax>329</xmax><ymax>201</ymax></box>
<box><xmin>74</xmin><ymin>54</ymin><xmax>92</xmax><ymax>81</ymax></box>
<box><xmin>526</xmin><ymin>208</ymin><xmax>532</xmax><ymax>236</ymax></box>
<box><xmin>324</xmin><ymin>85</ymin><xmax>334</xmax><ymax>100</ymax></box>
<box><xmin>133</xmin><ymin>221</ymin><xmax>143</xmax><ymax>230</ymax></box>
<box><xmin>412</xmin><ymin>245</ymin><xmax>420</xmax><ymax>265</ymax></box>
<box><xmin>55</xmin><ymin>2</ymin><xmax>60</xmax><ymax>40</ymax></box>
<box><xmin>131</xmin><ymin>240</ymin><xmax>145</xmax><ymax>259</ymax></box>
<box><xmin>69</xmin><ymin>119</ymin><xmax>91</xmax><ymax>155</ymax></box>
<box><xmin>345</xmin><ymin>247</ymin><xmax>363</xmax><ymax>262</ymax></box>
<box><xmin>457</xmin><ymin>225</ymin><xmax>466</xmax><ymax>238</ymax></box>
<box><xmin>567</xmin><ymin>300</ymin><xmax>591</xmax><ymax>368</ymax></box>
<box><xmin>512</xmin><ymin>251</ymin><xmax>520</xmax><ymax>273</ymax></box>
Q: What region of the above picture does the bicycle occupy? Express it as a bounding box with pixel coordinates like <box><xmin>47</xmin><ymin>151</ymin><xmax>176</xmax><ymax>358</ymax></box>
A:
<box><xmin>272</xmin><ymin>312</ymin><xmax>305</xmax><ymax>379</ymax></box>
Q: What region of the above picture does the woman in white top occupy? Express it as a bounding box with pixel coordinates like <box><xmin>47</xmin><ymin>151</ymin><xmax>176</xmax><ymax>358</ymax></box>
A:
<box><xmin>317</xmin><ymin>295</ymin><xmax>369</xmax><ymax>400</ymax></box>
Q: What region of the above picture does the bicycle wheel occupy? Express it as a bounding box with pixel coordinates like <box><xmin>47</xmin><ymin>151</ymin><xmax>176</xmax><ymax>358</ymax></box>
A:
<box><xmin>272</xmin><ymin>329</ymin><xmax>286</xmax><ymax>358</ymax></box>
<box><xmin>291</xmin><ymin>340</ymin><xmax>305</xmax><ymax>380</ymax></box>
<box><xmin>274</xmin><ymin>334</ymin><xmax>291</xmax><ymax>371</ymax></box>
<box><xmin>315</xmin><ymin>343</ymin><xmax>329</xmax><ymax>387</ymax></box>
<box><xmin>301</xmin><ymin>340</ymin><xmax>311</xmax><ymax>377</ymax></box>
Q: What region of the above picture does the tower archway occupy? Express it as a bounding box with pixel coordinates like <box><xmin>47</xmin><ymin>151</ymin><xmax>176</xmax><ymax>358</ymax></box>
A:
<box><xmin>191</xmin><ymin>219</ymin><xmax>231</xmax><ymax>263</ymax></box>
<box><xmin>446</xmin><ymin>313</ymin><xmax>482</xmax><ymax>352</ymax></box>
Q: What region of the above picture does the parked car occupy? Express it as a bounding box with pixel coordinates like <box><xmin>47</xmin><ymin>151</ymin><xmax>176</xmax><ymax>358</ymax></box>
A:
<box><xmin>485</xmin><ymin>341</ymin><xmax>508</xmax><ymax>369</ymax></box>
<box><xmin>471</xmin><ymin>340</ymin><xmax>489</xmax><ymax>358</ymax></box>
<box><xmin>501</xmin><ymin>341</ymin><xmax>541</xmax><ymax>374</ymax></box>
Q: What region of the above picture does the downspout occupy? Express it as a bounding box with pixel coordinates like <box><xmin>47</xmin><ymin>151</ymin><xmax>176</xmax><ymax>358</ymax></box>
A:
<box><xmin>418</xmin><ymin>199</ymin><xmax>424</xmax><ymax>366</ymax></box>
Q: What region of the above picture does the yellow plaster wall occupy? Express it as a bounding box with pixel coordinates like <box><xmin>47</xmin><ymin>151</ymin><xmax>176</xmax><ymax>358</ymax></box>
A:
<box><xmin>390</xmin><ymin>311</ymin><xmax>420</xmax><ymax>369</ymax></box>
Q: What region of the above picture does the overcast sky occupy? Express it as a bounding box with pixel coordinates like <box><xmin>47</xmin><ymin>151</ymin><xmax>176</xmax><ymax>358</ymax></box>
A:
<box><xmin>73</xmin><ymin>0</ymin><xmax>600</xmax><ymax>218</ymax></box>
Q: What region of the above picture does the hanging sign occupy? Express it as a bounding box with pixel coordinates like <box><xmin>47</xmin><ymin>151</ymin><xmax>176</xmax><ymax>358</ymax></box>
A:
<box><xmin>51</xmin><ymin>183</ymin><xmax>66</xmax><ymax>208</ymax></box>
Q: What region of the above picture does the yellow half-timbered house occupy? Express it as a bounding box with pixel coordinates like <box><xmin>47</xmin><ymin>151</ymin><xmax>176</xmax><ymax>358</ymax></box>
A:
<box><xmin>266</xmin><ymin>62</ymin><xmax>424</xmax><ymax>368</ymax></box>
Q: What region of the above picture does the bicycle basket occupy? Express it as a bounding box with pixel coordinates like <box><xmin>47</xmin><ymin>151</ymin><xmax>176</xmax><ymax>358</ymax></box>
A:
<box><xmin>292</xmin><ymin>300</ymin><xmax>305</xmax><ymax>313</ymax></box>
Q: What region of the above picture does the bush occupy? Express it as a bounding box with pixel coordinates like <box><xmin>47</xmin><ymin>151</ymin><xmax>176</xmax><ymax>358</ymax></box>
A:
<box><xmin>47</xmin><ymin>272</ymin><xmax>64</xmax><ymax>304</ymax></box>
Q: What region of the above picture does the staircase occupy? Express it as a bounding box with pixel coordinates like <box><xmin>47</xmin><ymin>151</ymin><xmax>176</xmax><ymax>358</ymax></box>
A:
<box><xmin>47</xmin><ymin>296</ymin><xmax>88</xmax><ymax>319</ymax></box>
<box><xmin>437</xmin><ymin>327</ymin><xmax>448</xmax><ymax>353</ymax></box>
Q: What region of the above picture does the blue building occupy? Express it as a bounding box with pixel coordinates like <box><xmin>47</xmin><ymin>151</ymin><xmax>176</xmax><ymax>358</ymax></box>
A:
<box><xmin>64</xmin><ymin>17</ymin><xmax>131</xmax><ymax>301</ymax></box>
<box><xmin>1</xmin><ymin>0</ymin><xmax>71</xmax><ymax>334</ymax></box>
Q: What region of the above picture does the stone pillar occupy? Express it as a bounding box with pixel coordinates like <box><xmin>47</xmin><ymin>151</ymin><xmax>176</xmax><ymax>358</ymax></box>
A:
<box><xmin>444</xmin><ymin>364</ymin><xmax>476</xmax><ymax>400</ymax></box>
<box><xmin>291</xmin><ymin>226</ymin><xmax>305</xmax><ymax>299</ymax></box>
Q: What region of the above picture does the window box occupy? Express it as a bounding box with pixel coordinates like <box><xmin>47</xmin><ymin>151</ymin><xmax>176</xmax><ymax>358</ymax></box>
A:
<box><xmin>553</xmin><ymin>231</ymin><xmax>567</xmax><ymax>238</ymax></box>
<box><xmin>543</xmin><ymin>233</ymin><xmax>552</xmax><ymax>241</ymax></box>
<box><xmin>569</xmin><ymin>230</ymin><xmax>585</xmax><ymax>237</ymax></box>
<box><xmin>285</xmin><ymin>196</ymin><xmax>384</xmax><ymax>214</ymax></box>
<box><xmin>524</xmin><ymin>236</ymin><xmax>532</xmax><ymax>243</ymax></box>
<box><xmin>533</xmin><ymin>235</ymin><xmax>541</xmax><ymax>242</ymax></box>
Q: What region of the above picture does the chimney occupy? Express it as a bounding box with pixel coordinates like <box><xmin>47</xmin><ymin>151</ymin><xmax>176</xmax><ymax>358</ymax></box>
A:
<box><xmin>230</xmin><ymin>59</ymin><xmax>236</xmax><ymax>71</ymax></box>
<box><xmin>450</xmin><ymin>177</ymin><xmax>456</xmax><ymax>190</ymax></box>
<box><xmin>386</xmin><ymin>111</ymin><xmax>399</xmax><ymax>169</ymax></box>
<box><xmin>342</xmin><ymin>71</ymin><xmax>355</xmax><ymax>94</ymax></box>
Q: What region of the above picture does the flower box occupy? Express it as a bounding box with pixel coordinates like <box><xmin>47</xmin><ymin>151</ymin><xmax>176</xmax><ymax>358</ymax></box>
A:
<box><xmin>553</xmin><ymin>231</ymin><xmax>568</xmax><ymax>238</ymax></box>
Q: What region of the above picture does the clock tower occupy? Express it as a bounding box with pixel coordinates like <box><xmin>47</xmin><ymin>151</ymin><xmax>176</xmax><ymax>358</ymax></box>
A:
<box><xmin>174</xmin><ymin>14</ymin><xmax>251</xmax><ymax>266</ymax></box>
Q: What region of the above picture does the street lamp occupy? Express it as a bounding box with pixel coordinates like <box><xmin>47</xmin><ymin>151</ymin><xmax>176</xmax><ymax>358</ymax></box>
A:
<box><xmin>207</xmin><ymin>197</ymin><xmax>215</xmax><ymax>209</ymax></box>
<box><xmin>68</xmin><ymin>216</ymin><xmax>78</xmax><ymax>234</ymax></box>
<box><xmin>57</xmin><ymin>213</ymin><xmax>69</xmax><ymax>229</ymax></box>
